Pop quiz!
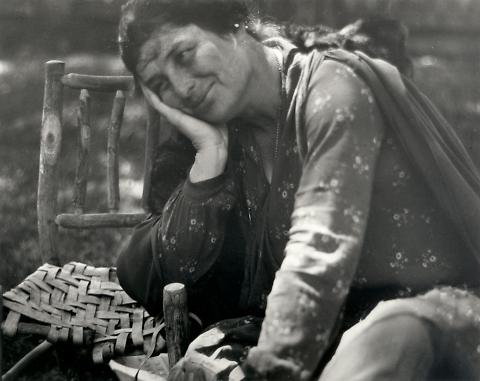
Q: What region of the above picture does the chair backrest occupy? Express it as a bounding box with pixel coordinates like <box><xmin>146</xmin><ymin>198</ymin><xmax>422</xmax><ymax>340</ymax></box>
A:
<box><xmin>38</xmin><ymin>60</ymin><xmax>161</xmax><ymax>266</ymax></box>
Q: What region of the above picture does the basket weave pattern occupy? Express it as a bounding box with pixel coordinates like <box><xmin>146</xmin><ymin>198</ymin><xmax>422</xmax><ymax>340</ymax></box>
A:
<box><xmin>2</xmin><ymin>262</ymin><xmax>165</xmax><ymax>363</ymax></box>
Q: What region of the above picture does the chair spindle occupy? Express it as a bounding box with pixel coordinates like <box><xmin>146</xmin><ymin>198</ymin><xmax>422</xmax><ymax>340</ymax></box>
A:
<box><xmin>73</xmin><ymin>89</ymin><xmax>91</xmax><ymax>214</ymax></box>
<box><xmin>1</xmin><ymin>285</ymin><xmax>3</xmax><ymax>378</ymax></box>
<box><xmin>142</xmin><ymin>103</ymin><xmax>160</xmax><ymax>212</ymax></box>
<box><xmin>107</xmin><ymin>90</ymin><xmax>125</xmax><ymax>212</ymax></box>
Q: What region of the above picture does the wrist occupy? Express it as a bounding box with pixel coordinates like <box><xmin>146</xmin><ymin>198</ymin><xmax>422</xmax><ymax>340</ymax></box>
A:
<box><xmin>243</xmin><ymin>347</ymin><xmax>303</xmax><ymax>381</ymax></box>
<box><xmin>189</xmin><ymin>144</ymin><xmax>228</xmax><ymax>183</ymax></box>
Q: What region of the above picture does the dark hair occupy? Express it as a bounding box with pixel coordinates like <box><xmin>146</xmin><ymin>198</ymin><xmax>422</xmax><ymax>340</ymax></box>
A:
<box><xmin>119</xmin><ymin>1</ymin><xmax>412</xmax><ymax>78</ymax></box>
<box><xmin>283</xmin><ymin>17</ymin><xmax>413</xmax><ymax>77</ymax></box>
<box><xmin>119</xmin><ymin>0</ymin><xmax>256</xmax><ymax>75</ymax></box>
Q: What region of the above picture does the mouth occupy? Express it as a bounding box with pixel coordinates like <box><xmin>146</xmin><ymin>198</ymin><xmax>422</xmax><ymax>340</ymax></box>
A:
<box><xmin>191</xmin><ymin>82</ymin><xmax>214</xmax><ymax>112</ymax></box>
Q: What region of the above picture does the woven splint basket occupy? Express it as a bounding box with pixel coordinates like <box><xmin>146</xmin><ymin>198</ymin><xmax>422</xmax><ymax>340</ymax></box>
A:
<box><xmin>1</xmin><ymin>262</ymin><xmax>165</xmax><ymax>363</ymax></box>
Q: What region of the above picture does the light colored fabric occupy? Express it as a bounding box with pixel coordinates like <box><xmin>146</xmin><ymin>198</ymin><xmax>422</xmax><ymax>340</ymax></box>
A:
<box><xmin>168</xmin><ymin>316</ymin><xmax>262</xmax><ymax>381</ymax></box>
<box><xmin>319</xmin><ymin>314</ymin><xmax>436</xmax><ymax>381</ymax></box>
<box><xmin>319</xmin><ymin>287</ymin><xmax>480</xmax><ymax>380</ymax></box>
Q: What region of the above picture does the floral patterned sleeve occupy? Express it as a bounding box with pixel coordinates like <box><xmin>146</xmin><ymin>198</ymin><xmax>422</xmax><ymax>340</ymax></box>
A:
<box><xmin>116</xmin><ymin>172</ymin><xmax>237</xmax><ymax>315</ymax></box>
<box><xmin>251</xmin><ymin>59</ymin><xmax>386</xmax><ymax>380</ymax></box>
<box><xmin>156</xmin><ymin>173</ymin><xmax>237</xmax><ymax>284</ymax></box>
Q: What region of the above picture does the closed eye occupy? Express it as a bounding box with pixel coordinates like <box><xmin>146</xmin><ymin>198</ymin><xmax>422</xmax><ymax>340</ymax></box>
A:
<box><xmin>175</xmin><ymin>47</ymin><xmax>195</xmax><ymax>65</ymax></box>
<box><xmin>154</xmin><ymin>79</ymin><xmax>169</xmax><ymax>97</ymax></box>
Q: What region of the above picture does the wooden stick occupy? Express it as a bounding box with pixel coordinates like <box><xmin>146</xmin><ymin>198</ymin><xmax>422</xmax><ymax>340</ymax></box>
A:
<box><xmin>107</xmin><ymin>90</ymin><xmax>125</xmax><ymax>212</ymax></box>
<box><xmin>56</xmin><ymin>213</ymin><xmax>146</xmax><ymax>229</ymax></box>
<box><xmin>1</xmin><ymin>286</ymin><xmax>3</xmax><ymax>379</ymax></box>
<box><xmin>62</xmin><ymin>74</ymin><xmax>133</xmax><ymax>92</ymax></box>
<box><xmin>1</xmin><ymin>340</ymin><xmax>53</xmax><ymax>381</ymax></box>
<box><xmin>38</xmin><ymin>60</ymin><xmax>64</xmax><ymax>266</ymax></box>
<box><xmin>13</xmin><ymin>323</ymin><xmax>93</xmax><ymax>344</ymax></box>
<box><xmin>142</xmin><ymin>102</ymin><xmax>160</xmax><ymax>212</ymax></box>
<box><xmin>163</xmin><ymin>283</ymin><xmax>189</xmax><ymax>368</ymax></box>
<box><xmin>72</xmin><ymin>89</ymin><xmax>91</xmax><ymax>214</ymax></box>
<box><xmin>15</xmin><ymin>323</ymin><xmax>50</xmax><ymax>337</ymax></box>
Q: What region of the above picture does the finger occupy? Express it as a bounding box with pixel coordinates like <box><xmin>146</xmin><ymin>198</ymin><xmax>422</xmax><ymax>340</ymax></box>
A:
<box><xmin>140</xmin><ymin>84</ymin><xmax>204</xmax><ymax>137</ymax></box>
<box><xmin>141</xmin><ymin>84</ymin><xmax>206</xmax><ymax>128</ymax></box>
<box><xmin>140</xmin><ymin>84</ymin><xmax>186</xmax><ymax>124</ymax></box>
<box><xmin>140</xmin><ymin>84</ymin><xmax>172</xmax><ymax>117</ymax></box>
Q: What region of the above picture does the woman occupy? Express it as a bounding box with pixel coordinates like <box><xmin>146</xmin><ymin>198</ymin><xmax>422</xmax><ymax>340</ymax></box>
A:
<box><xmin>116</xmin><ymin>1</ymin><xmax>480</xmax><ymax>380</ymax></box>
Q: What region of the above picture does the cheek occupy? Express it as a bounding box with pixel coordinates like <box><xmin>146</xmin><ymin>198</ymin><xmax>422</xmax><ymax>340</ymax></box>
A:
<box><xmin>160</xmin><ymin>90</ymin><xmax>183</xmax><ymax>110</ymax></box>
<box><xmin>209</xmin><ymin>68</ymin><xmax>250</xmax><ymax>122</ymax></box>
<box><xmin>202</xmin><ymin>84</ymin><xmax>244</xmax><ymax>123</ymax></box>
<box><xmin>194</xmin><ymin>40</ymin><xmax>242</xmax><ymax>84</ymax></box>
<box><xmin>193</xmin><ymin>43</ymin><xmax>223</xmax><ymax>76</ymax></box>
<box><xmin>223</xmin><ymin>61</ymin><xmax>250</xmax><ymax>109</ymax></box>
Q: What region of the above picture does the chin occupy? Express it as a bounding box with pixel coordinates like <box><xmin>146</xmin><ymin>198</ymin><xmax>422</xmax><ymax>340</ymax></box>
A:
<box><xmin>198</xmin><ymin>104</ymin><xmax>237</xmax><ymax>125</ymax></box>
<box><xmin>195</xmin><ymin>85</ymin><xmax>244</xmax><ymax>124</ymax></box>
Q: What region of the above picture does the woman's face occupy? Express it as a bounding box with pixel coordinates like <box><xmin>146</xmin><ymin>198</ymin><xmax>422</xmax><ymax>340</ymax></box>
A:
<box><xmin>136</xmin><ymin>23</ymin><xmax>253</xmax><ymax>124</ymax></box>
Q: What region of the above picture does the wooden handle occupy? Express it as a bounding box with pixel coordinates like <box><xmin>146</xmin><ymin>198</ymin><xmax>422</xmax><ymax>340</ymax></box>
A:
<box><xmin>163</xmin><ymin>283</ymin><xmax>189</xmax><ymax>368</ymax></box>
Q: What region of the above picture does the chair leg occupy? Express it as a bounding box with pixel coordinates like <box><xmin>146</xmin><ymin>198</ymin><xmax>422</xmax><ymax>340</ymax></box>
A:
<box><xmin>1</xmin><ymin>340</ymin><xmax>53</xmax><ymax>381</ymax></box>
<box><xmin>163</xmin><ymin>283</ymin><xmax>189</xmax><ymax>369</ymax></box>
<box><xmin>1</xmin><ymin>287</ymin><xmax>3</xmax><ymax>379</ymax></box>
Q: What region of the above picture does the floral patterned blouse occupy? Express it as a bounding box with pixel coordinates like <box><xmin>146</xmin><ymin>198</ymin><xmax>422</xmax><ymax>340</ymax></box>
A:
<box><xmin>117</xmin><ymin>39</ymin><xmax>480</xmax><ymax>376</ymax></box>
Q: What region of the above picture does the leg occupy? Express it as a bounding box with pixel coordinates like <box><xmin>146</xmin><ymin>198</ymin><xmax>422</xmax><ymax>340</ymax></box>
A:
<box><xmin>320</xmin><ymin>287</ymin><xmax>480</xmax><ymax>381</ymax></box>
<box><xmin>319</xmin><ymin>299</ymin><xmax>440</xmax><ymax>381</ymax></box>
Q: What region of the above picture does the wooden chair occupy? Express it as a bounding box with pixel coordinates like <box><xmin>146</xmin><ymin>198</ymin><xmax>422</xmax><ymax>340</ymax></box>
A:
<box><xmin>1</xmin><ymin>60</ymin><xmax>189</xmax><ymax>380</ymax></box>
<box><xmin>39</xmin><ymin>61</ymin><xmax>147</xmax><ymax>260</ymax></box>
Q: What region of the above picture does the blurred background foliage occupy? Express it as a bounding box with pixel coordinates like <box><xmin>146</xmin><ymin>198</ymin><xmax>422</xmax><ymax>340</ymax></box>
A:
<box><xmin>0</xmin><ymin>0</ymin><xmax>479</xmax><ymax>379</ymax></box>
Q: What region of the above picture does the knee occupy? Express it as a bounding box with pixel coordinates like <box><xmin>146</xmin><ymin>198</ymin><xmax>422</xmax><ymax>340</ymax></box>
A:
<box><xmin>341</xmin><ymin>298</ymin><xmax>437</xmax><ymax>351</ymax></box>
<box><xmin>321</xmin><ymin>300</ymin><xmax>437</xmax><ymax>381</ymax></box>
<box><xmin>367</xmin><ymin>298</ymin><xmax>426</xmax><ymax>323</ymax></box>
<box><xmin>366</xmin><ymin>311</ymin><xmax>433</xmax><ymax>346</ymax></box>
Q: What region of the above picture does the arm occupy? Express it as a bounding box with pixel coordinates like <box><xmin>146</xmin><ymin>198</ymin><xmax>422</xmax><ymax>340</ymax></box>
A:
<box><xmin>245</xmin><ymin>60</ymin><xmax>385</xmax><ymax>380</ymax></box>
<box><xmin>117</xmin><ymin>86</ymin><xmax>236</xmax><ymax>315</ymax></box>
<box><xmin>117</xmin><ymin>173</ymin><xmax>237</xmax><ymax>315</ymax></box>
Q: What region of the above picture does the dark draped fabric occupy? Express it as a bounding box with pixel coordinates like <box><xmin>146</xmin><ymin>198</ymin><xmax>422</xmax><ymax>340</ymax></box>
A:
<box><xmin>322</xmin><ymin>49</ymin><xmax>480</xmax><ymax>262</ymax></box>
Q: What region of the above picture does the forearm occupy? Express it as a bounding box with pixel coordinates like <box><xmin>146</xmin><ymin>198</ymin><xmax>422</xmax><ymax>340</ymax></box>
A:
<box><xmin>117</xmin><ymin>173</ymin><xmax>237</xmax><ymax>316</ymax></box>
<box><xmin>157</xmin><ymin>173</ymin><xmax>237</xmax><ymax>286</ymax></box>
<box><xmin>255</xmin><ymin>209</ymin><xmax>362</xmax><ymax>380</ymax></box>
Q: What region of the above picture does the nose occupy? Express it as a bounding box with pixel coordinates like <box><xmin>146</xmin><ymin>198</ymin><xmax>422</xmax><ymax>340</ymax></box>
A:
<box><xmin>168</xmin><ymin>70</ymin><xmax>195</xmax><ymax>104</ymax></box>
